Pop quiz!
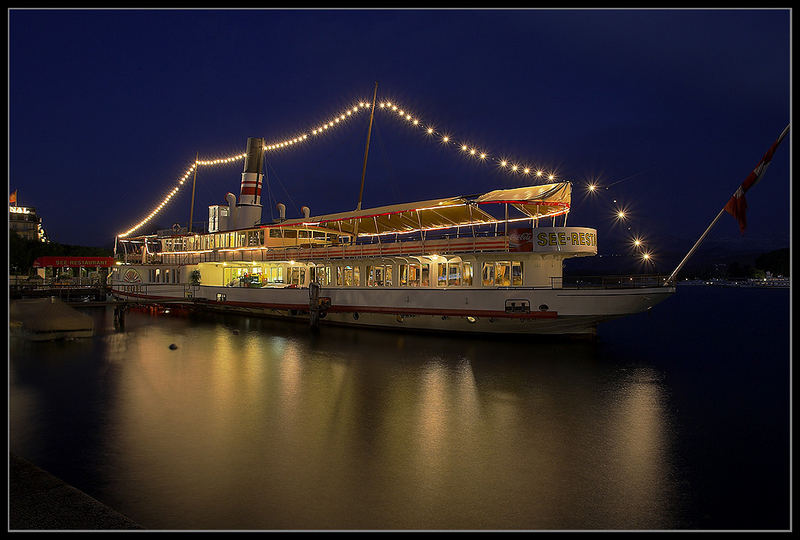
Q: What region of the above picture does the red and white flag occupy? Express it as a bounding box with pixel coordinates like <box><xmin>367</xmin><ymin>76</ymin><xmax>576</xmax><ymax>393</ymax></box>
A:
<box><xmin>724</xmin><ymin>124</ymin><xmax>790</xmax><ymax>234</ymax></box>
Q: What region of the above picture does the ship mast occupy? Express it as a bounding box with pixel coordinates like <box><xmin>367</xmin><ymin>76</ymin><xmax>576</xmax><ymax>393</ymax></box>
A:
<box><xmin>188</xmin><ymin>151</ymin><xmax>198</xmax><ymax>233</ymax></box>
<box><xmin>356</xmin><ymin>81</ymin><xmax>379</xmax><ymax>212</ymax></box>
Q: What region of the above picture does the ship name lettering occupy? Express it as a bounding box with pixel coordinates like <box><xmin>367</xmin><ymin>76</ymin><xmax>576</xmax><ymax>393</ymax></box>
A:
<box><xmin>537</xmin><ymin>233</ymin><xmax>548</xmax><ymax>246</ymax></box>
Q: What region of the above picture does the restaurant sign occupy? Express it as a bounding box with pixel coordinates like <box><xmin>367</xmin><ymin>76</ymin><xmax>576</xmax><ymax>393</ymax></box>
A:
<box><xmin>510</xmin><ymin>227</ymin><xmax>597</xmax><ymax>254</ymax></box>
<box><xmin>32</xmin><ymin>256</ymin><xmax>116</xmax><ymax>268</ymax></box>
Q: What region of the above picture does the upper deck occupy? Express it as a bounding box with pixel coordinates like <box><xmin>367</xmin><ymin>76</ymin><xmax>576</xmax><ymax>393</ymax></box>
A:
<box><xmin>116</xmin><ymin>181</ymin><xmax>586</xmax><ymax>265</ymax></box>
<box><xmin>119</xmin><ymin>224</ymin><xmax>597</xmax><ymax>266</ymax></box>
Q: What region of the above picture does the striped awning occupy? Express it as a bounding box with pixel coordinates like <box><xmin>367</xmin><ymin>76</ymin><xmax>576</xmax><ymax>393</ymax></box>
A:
<box><xmin>270</xmin><ymin>182</ymin><xmax>571</xmax><ymax>236</ymax></box>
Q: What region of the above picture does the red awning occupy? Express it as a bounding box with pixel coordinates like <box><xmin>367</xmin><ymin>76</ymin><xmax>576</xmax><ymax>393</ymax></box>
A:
<box><xmin>32</xmin><ymin>256</ymin><xmax>116</xmax><ymax>268</ymax></box>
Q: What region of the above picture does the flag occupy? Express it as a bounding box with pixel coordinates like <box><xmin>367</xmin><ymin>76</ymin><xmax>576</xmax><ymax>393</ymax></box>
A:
<box><xmin>724</xmin><ymin>124</ymin><xmax>790</xmax><ymax>234</ymax></box>
<box><xmin>9</xmin><ymin>190</ymin><xmax>16</xmax><ymax>205</ymax></box>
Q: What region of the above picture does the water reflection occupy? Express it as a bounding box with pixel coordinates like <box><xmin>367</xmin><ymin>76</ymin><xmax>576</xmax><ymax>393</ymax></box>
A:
<box><xmin>11</xmin><ymin>307</ymin><xmax>676</xmax><ymax>530</ymax></box>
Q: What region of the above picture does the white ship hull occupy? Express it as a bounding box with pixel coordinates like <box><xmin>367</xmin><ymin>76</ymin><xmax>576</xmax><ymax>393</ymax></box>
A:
<box><xmin>113</xmin><ymin>178</ymin><xmax>676</xmax><ymax>336</ymax></box>
<box><xmin>110</xmin><ymin>283</ymin><xmax>674</xmax><ymax>335</ymax></box>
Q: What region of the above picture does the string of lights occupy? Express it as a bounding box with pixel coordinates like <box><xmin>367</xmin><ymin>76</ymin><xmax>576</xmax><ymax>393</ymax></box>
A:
<box><xmin>118</xmin><ymin>94</ymin><xmax>654</xmax><ymax>268</ymax></box>
<box><xmin>118</xmin><ymin>101</ymin><xmax>372</xmax><ymax>238</ymax></box>
<box><xmin>264</xmin><ymin>101</ymin><xmax>372</xmax><ymax>151</ymax></box>
<box><xmin>374</xmin><ymin>97</ymin><xmax>658</xmax><ymax>265</ymax></box>
<box><xmin>375</xmin><ymin>100</ymin><xmax>560</xmax><ymax>182</ymax></box>
<box><xmin>585</xmin><ymin>181</ymin><xmax>655</xmax><ymax>266</ymax></box>
<box><xmin>118</xmin><ymin>162</ymin><xmax>201</xmax><ymax>238</ymax></box>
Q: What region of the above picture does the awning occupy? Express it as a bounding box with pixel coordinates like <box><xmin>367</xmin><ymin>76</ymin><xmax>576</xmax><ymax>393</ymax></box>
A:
<box><xmin>475</xmin><ymin>182</ymin><xmax>572</xmax><ymax>218</ymax></box>
<box><xmin>270</xmin><ymin>182</ymin><xmax>571</xmax><ymax>236</ymax></box>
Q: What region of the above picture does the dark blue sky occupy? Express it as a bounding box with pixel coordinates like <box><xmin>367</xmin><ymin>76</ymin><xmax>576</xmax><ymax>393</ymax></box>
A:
<box><xmin>9</xmin><ymin>9</ymin><xmax>790</xmax><ymax>256</ymax></box>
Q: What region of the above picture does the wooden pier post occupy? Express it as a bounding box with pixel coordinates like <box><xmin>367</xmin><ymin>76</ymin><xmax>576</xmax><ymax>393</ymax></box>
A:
<box><xmin>309</xmin><ymin>282</ymin><xmax>320</xmax><ymax>330</ymax></box>
<box><xmin>113</xmin><ymin>303</ymin><xmax>127</xmax><ymax>330</ymax></box>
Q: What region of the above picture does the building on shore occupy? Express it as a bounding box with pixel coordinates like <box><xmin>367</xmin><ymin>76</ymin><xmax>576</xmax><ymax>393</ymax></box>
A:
<box><xmin>9</xmin><ymin>201</ymin><xmax>48</xmax><ymax>243</ymax></box>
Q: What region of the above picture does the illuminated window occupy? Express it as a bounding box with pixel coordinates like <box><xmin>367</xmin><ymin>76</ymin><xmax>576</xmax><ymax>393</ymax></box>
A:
<box><xmin>512</xmin><ymin>261</ymin><xmax>523</xmax><ymax>286</ymax></box>
<box><xmin>437</xmin><ymin>263</ymin><xmax>447</xmax><ymax>286</ymax></box>
<box><xmin>289</xmin><ymin>267</ymin><xmax>305</xmax><ymax>287</ymax></box>
<box><xmin>315</xmin><ymin>266</ymin><xmax>331</xmax><ymax>286</ymax></box>
<box><xmin>421</xmin><ymin>264</ymin><xmax>430</xmax><ymax>287</ymax></box>
<box><xmin>366</xmin><ymin>265</ymin><xmax>385</xmax><ymax>287</ymax></box>
<box><xmin>265</xmin><ymin>265</ymin><xmax>284</xmax><ymax>284</ymax></box>
<box><xmin>447</xmin><ymin>262</ymin><xmax>461</xmax><ymax>286</ymax></box>
<box><xmin>342</xmin><ymin>265</ymin><xmax>362</xmax><ymax>286</ymax></box>
<box><xmin>463</xmin><ymin>262</ymin><xmax>473</xmax><ymax>286</ymax></box>
<box><xmin>495</xmin><ymin>261</ymin><xmax>511</xmax><ymax>286</ymax></box>
<box><xmin>401</xmin><ymin>263</ymin><xmax>422</xmax><ymax>287</ymax></box>
<box><xmin>481</xmin><ymin>263</ymin><xmax>494</xmax><ymax>286</ymax></box>
<box><xmin>385</xmin><ymin>265</ymin><xmax>393</xmax><ymax>286</ymax></box>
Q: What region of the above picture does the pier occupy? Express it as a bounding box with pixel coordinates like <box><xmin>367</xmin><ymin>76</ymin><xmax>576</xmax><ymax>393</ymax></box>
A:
<box><xmin>9</xmin><ymin>281</ymin><xmax>110</xmax><ymax>302</ymax></box>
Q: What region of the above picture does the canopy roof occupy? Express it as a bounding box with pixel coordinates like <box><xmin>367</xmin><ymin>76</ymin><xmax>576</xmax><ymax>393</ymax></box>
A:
<box><xmin>271</xmin><ymin>182</ymin><xmax>571</xmax><ymax>236</ymax></box>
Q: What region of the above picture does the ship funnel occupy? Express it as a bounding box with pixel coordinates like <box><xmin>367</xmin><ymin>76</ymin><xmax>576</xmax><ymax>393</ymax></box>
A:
<box><xmin>276</xmin><ymin>202</ymin><xmax>286</xmax><ymax>221</ymax></box>
<box><xmin>239</xmin><ymin>137</ymin><xmax>265</xmax><ymax>205</ymax></box>
<box><xmin>301</xmin><ymin>206</ymin><xmax>310</xmax><ymax>219</ymax></box>
<box><xmin>233</xmin><ymin>137</ymin><xmax>265</xmax><ymax>229</ymax></box>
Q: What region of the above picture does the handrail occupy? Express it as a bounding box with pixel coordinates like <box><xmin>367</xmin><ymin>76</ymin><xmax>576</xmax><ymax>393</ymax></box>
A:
<box><xmin>552</xmin><ymin>274</ymin><xmax>671</xmax><ymax>289</ymax></box>
<box><xmin>146</xmin><ymin>235</ymin><xmax>512</xmax><ymax>265</ymax></box>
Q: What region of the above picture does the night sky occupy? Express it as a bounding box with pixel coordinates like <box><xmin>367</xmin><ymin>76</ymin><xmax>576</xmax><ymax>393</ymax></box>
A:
<box><xmin>9</xmin><ymin>9</ymin><xmax>791</xmax><ymax>260</ymax></box>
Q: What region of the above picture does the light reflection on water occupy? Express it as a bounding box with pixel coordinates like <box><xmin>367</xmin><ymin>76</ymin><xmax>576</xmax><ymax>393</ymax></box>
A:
<box><xmin>9</xmin><ymin>287</ymin><xmax>789</xmax><ymax>530</ymax></box>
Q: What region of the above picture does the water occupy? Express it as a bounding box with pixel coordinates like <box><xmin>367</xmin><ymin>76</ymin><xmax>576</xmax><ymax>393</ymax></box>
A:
<box><xmin>9</xmin><ymin>286</ymin><xmax>790</xmax><ymax>530</ymax></box>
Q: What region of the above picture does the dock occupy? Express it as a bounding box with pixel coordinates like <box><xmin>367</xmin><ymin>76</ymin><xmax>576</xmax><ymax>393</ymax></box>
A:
<box><xmin>9</xmin><ymin>282</ymin><xmax>109</xmax><ymax>302</ymax></box>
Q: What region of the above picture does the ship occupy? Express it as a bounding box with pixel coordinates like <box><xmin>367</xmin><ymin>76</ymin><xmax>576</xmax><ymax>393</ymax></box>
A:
<box><xmin>110</xmin><ymin>135</ymin><xmax>675</xmax><ymax>335</ymax></box>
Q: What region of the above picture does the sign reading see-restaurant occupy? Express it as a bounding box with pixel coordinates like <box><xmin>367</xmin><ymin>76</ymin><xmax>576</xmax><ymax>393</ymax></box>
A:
<box><xmin>32</xmin><ymin>256</ymin><xmax>116</xmax><ymax>268</ymax></box>
<box><xmin>510</xmin><ymin>227</ymin><xmax>598</xmax><ymax>254</ymax></box>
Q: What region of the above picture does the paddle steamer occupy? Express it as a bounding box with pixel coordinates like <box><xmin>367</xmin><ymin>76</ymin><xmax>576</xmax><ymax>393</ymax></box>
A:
<box><xmin>111</xmin><ymin>136</ymin><xmax>674</xmax><ymax>335</ymax></box>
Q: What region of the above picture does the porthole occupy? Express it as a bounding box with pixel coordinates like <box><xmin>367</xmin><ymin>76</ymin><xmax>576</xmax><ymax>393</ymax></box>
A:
<box><xmin>396</xmin><ymin>314</ymin><xmax>404</xmax><ymax>323</ymax></box>
<box><xmin>466</xmin><ymin>316</ymin><xmax>477</xmax><ymax>323</ymax></box>
<box><xmin>539</xmin><ymin>304</ymin><xmax>549</xmax><ymax>311</ymax></box>
<box><xmin>353</xmin><ymin>312</ymin><xmax>359</xmax><ymax>320</ymax></box>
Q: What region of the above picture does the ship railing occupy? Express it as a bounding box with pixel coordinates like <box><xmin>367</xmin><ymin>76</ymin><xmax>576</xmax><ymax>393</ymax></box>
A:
<box><xmin>10</xmin><ymin>276</ymin><xmax>107</xmax><ymax>288</ymax></box>
<box><xmin>152</xmin><ymin>235</ymin><xmax>513</xmax><ymax>265</ymax></box>
<box><xmin>551</xmin><ymin>274</ymin><xmax>670</xmax><ymax>289</ymax></box>
<box><xmin>110</xmin><ymin>283</ymin><xmax>194</xmax><ymax>299</ymax></box>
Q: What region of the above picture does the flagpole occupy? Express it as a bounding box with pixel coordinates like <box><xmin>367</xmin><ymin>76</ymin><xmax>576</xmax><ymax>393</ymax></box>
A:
<box><xmin>664</xmin><ymin>208</ymin><xmax>726</xmax><ymax>285</ymax></box>
<box><xmin>664</xmin><ymin>123</ymin><xmax>790</xmax><ymax>285</ymax></box>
